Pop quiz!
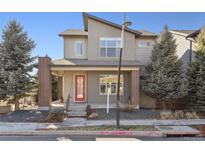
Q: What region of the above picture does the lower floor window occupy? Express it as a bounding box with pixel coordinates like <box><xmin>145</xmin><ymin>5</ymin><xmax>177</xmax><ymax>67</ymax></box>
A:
<box><xmin>99</xmin><ymin>74</ymin><xmax>123</xmax><ymax>95</ymax></box>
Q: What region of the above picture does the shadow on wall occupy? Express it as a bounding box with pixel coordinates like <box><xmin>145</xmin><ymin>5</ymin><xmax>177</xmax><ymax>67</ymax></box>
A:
<box><xmin>179</xmin><ymin>49</ymin><xmax>196</xmax><ymax>68</ymax></box>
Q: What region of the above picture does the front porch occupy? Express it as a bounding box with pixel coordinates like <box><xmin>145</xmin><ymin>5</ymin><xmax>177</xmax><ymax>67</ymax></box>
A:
<box><xmin>37</xmin><ymin>57</ymin><xmax>140</xmax><ymax>111</ymax></box>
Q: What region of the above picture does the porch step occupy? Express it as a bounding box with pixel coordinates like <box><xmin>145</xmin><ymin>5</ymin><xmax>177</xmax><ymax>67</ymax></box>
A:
<box><xmin>67</xmin><ymin>103</ymin><xmax>87</xmax><ymax>118</ymax></box>
<box><xmin>68</xmin><ymin>111</ymin><xmax>86</xmax><ymax>117</ymax></box>
<box><xmin>69</xmin><ymin>106</ymin><xmax>87</xmax><ymax>111</ymax></box>
<box><xmin>68</xmin><ymin>103</ymin><xmax>87</xmax><ymax>109</ymax></box>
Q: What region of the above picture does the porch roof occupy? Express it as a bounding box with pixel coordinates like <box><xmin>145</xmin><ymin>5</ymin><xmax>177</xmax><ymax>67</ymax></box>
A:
<box><xmin>50</xmin><ymin>59</ymin><xmax>141</xmax><ymax>71</ymax></box>
<box><xmin>51</xmin><ymin>59</ymin><xmax>141</xmax><ymax>67</ymax></box>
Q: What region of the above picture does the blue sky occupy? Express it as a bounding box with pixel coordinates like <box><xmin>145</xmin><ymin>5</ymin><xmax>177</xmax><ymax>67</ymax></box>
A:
<box><xmin>0</xmin><ymin>12</ymin><xmax>204</xmax><ymax>60</ymax></box>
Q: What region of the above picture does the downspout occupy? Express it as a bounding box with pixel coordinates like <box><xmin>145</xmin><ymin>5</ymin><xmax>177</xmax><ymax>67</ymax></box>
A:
<box><xmin>189</xmin><ymin>40</ymin><xmax>193</xmax><ymax>63</ymax></box>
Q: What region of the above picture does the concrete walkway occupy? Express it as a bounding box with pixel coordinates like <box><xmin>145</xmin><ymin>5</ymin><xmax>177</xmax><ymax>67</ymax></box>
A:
<box><xmin>1</xmin><ymin>119</ymin><xmax>205</xmax><ymax>134</ymax></box>
<box><xmin>63</xmin><ymin>118</ymin><xmax>205</xmax><ymax>127</ymax></box>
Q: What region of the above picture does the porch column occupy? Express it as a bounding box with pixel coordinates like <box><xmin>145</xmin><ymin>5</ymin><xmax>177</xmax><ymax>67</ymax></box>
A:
<box><xmin>38</xmin><ymin>56</ymin><xmax>52</xmax><ymax>110</ymax></box>
<box><xmin>130</xmin><ymin>70</ymin><xmax>140</xmax><ymax>108</ymax></box>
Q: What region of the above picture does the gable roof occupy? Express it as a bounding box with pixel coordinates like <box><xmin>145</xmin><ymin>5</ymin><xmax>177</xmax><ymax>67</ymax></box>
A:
<box><xmin>59</xmin><ymin>29</ymin><xmax>88</xmax><ymax>36</ymax></box>
<box><xmin>170</xmin><ymin>30</ymin><xmax>195</xmax><ymax>37</ymax></box>
<box><xmin>137</xmin><ymin>29</ymin><xmax>157</xmax><ymax>37</ymax></box>
<box><xmin>59</xmin><ymin>13</ymin><xmax>157</xmax><ymax>38</ymax></box>
<box><xmin>186</xmin><ymin>29</ymin><xmax>201</xmax><ymax>38</ymax></box>
<box><xmin>83</xmin><ymin>12</ymin><xmax>142</xmax><ymax>36</ymax></box>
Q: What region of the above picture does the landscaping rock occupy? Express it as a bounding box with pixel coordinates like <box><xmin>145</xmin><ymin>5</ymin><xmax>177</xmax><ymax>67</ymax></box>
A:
<box><xmin>88</xmin><ymin>112</ymin><xmax>98</xmax><ymax>119</ymax></box>
<box><xmin>0</xmin><ymin>105</ymin><xmax>11</xmax><ymax>114</ymax></box>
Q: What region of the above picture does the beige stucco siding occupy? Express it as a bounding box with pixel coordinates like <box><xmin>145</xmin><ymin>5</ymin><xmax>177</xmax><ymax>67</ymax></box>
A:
<box><xmin>87</xmin><ymin>18</ymin><xmax>136</xmax><ymax>61</ymax></box>
<box><xmin>62</xmin><ymin>71</ymin><xmax>74</xmax><ymax>102</ymax></box>
<box><xmin>63</xmin><ymin>71</ymin><xmax>87</xmax><ymax>103</ymax></box>
<box><xmin>64</xmin><ymin>36</ymin><xmax>88</xmax><ymax>59</ymax></box>
<box><xmin>172</xmin><ymin>33</ymin><xmax>196</xmax><ymax>67</ymax></box>
<box><xmin>62</xmin><ymin>70</ymin><xmax>131</xmax><ymax>105</ymax></box>
<box><xmin>135</xmin><ymin>38</ymin><xmax>155</xmax><ymax>65</ymax></box>
<box><xmin>87</xmin><ymin>71</ymin><xmax>130</xmax><ymax>104</ymax></box>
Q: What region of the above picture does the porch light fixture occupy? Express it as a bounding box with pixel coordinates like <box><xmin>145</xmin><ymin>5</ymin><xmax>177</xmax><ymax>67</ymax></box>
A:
<box><xmin>116</xmin><ymin>18</ymin><xmax>132</xmax><ymax>128</ymax></box>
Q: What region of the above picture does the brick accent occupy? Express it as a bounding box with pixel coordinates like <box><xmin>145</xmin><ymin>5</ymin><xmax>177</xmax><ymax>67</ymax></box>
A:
<box><xmin>38</xmin><ymin>56</ymin><xmax>52</xmax><ymax>109</ymax></box>
<box><xmin>131</xmin><ymin>70</ymin><xmax>140</xmax><ymax>107</ymax></box>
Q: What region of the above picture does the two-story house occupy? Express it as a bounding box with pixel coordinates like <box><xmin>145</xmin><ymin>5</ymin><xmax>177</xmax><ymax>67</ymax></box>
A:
<box><xmin>169</xmin><ymin>29</ymin><xmax>200</xmax><ymax>67</ymax></box>
<box><xmin>37</xmin><ymin>13</ymin><xmax>157</xmax><ymax>110</ymax></box>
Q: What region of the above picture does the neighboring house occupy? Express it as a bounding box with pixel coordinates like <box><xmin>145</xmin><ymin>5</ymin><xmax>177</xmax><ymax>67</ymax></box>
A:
<box><xmin>37</xmin><ymin>13</ymin><xmax>157</xmax><ymax>110</ymax></box>
<box><xmin>170</xmin><ymin>30</ymin><xmax>197</xmax><ymax>67</ymax></box>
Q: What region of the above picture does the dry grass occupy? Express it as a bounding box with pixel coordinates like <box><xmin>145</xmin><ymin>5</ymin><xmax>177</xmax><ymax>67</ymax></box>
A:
<box><xmin>160</xmin><ymin>110</ymin><xmax>199</xmax><ymax>120</ymax></box>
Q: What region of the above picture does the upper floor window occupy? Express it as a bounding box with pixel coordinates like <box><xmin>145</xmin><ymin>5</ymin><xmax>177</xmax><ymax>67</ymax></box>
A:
<box><xmin>138</xmin><ymin>41</ymin><xmax>153</xmax><ymax>48</ymax></box>
<box><xmin>100</xmin><ymin>38</ymin><xmax>121</xmax><ymax>57</ymax></box>
<box><xmin>75</xmin><ymin>41</ymin><xmax>84</xmax><ymax>56</ymax></box>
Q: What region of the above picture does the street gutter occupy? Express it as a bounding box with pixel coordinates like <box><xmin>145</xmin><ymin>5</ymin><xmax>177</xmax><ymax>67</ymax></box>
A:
<box><xmin>0</xmin><ymin>130</ymin><xmax>164</xmax><ymax>137</ymax></box>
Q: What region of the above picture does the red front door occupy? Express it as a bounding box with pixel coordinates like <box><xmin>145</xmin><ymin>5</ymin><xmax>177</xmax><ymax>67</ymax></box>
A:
<box><xmin>75</xmin><ymin>75</ymin><xmax>85</xmax><ymax>102</ymax></box>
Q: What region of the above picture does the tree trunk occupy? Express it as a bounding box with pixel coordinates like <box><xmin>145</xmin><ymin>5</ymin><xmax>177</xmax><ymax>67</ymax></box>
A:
<box><xmin>14</xmin><ymin>97</ymin><xmax>20</xmax><ymax>111</ymax></box>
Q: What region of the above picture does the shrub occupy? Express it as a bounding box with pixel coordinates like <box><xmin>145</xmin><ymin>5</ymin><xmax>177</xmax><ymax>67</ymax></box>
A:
<box><xmin>86</xmin><ymin>105</ymin><xmax>93</xmax><ymax>118</ymax></box>
<box><xmin>160</xmin><ymin>110</ymin><xmax>173</xmax><ymax>120</ymax></box>
<box><xmin>46</xmin><ymin>108</ymin><xmax>65</xmax><ymax>122</ymax></box>
<box><xmin>173</xmin><ymin>111</ymin><xmax>185</xmax><ymax>119</ymax></box>
<box><xmin>185</xmin><ymin>112</ymin><xmax>199</xmax><ymax>119</ymax></box>
<box><xmin>160</xmin><ymin>110</ymin><xmax>199</xmax><ymax>119</ymax></box>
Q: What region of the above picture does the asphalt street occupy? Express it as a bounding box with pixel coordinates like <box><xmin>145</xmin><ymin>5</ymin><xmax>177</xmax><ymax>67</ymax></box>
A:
<box><xmin>0</xmin><ymin>135</ymin><xmax>205</xmax><ymax>141</ymax></box>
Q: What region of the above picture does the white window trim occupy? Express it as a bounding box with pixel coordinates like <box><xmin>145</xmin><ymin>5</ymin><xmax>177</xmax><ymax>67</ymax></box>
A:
<box><xmin>138</xmin><ymin>41</ymin><xmax>153</xmax><ymax>48</ymax></box>
<box><xmin>75</xmin><ymin>40</ymin><xmax>84</xmax><ymax>57</ymax></box>
<box><xmin>99</xmin><ymin>37</ymin><xmax>121</xmax><ymax>58</ymax></box>
<box><xmin>99</xmin><ymin>74</ymin><xmax>124</xmax><ymax>96</ymax></box>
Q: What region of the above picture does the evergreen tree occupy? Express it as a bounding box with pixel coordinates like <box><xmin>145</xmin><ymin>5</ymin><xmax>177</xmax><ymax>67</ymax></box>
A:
<box><xmin>0</xmin><ymin>20</ymin><xmax>36</xmax><ymax>110</ymax></box>
<box><xmin>187</xmin><ymin>27</ymin><xmax>205</xmax><ymax>108</ymax></box>
<box><xmin>0</xmin><ymin>43</ymin><xmax>7</xmax><ymax>100</ymax></box>
<box><xmin>143</xmin><ymin>25</ymin><xmax>188</xmax><ymax>109</ymax></box>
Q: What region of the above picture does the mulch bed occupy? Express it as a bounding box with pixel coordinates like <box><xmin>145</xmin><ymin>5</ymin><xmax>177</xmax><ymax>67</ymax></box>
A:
<box><xmin>89</xmin><ymin>109</ymin><xmax>160</xmax><ymax>120</ymax></box>
<box><xmin>0</xmin><ymin>110</ymin><xmax>49</xmax><ymax>122</ymax></box>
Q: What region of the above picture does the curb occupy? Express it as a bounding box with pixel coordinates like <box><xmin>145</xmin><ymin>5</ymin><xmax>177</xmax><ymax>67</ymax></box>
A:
<box><xmin>0</xmin><ymin>130</ymin><xmax>164</xmax><ymax>137</ymax></box>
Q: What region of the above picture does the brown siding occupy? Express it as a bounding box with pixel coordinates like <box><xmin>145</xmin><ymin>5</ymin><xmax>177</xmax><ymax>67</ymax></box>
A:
<box><xmin>38</xmin><ymin>57</ymin><xmax>52</xmax><ymax>108</ymax></box>
<box><xmin>131</xmin><ymin>70</ymin><xmax>140</xmax><ymax>107</ymax></box>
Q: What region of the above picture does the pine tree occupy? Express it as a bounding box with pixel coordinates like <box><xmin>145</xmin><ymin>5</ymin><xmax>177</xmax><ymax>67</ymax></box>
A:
<box><xmin>143</xmin><ymin>25</ymin><xmax>188</xmax><ymax>109</ymax></box>
<box><xmin>0</xmin><ymin>43</ymin><xmax>7</xmax><ymax>100</ymax></box>
<box><xmin>0</xmin><ymin>20</ymin><xmax>36</xmax><ymax>110</ymax></box>
<box><xmin>187</xmin><ymin>27</ymin><xmax>205</xmax><ymax>108</ymax></box>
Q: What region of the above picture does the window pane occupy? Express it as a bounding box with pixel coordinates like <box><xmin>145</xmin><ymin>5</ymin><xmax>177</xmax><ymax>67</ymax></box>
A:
<box><xmin>77</xmin><ymin>77</ymin><xmax>84</xmax><ymax>98</ymax></box>
<box><xmin>100</xmin><ymin>40</ymin><xmax>106</xmax><ymax>47</ymax></box>
<box><xmin>100</xmin><ymin>48</ymin><xmax>106</xmax><ymax>57</ymax></box>
<box><xmin>138</xmin><ymin>42</ymin><xmax>152</xmax><ymax>48</ymax></box>
<box><xmin>111</xmin><ymin>83</ymin><xmax>117</xmax><ymax>94</ymax></box>
<box><xmin>107</xmin><ymin>40</ymin><xmax>116</xmax><ymax>47</ymax></box>
<box><xmin>99</xmin><ymin>75</ymin><xmax>124</xmax><ymax>95</ymax></box>
<box><xmin>76</xmin><ymin>42</ymin><xmax>83</xmax><ymax>56</ymax></box>
<box><xmin>100</xmin><ymin>84</ymin><xmax>107</xmax><ymax>95</ymax></box>
<box><xmin>107</xmin><ymin>48</ymin><xmax>116</xmax><ymax>57</ymax></box>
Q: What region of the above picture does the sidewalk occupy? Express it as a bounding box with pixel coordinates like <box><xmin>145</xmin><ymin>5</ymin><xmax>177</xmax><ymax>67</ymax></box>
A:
<box><xmin>0</xmin><ymin>119</ymin><xmax>205</xmax><ymax>137</ymax></box>
<box><xmin>63</xmin><ymin>118</ymin><xmax>205</xmax><ymax>127</ymax></box>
